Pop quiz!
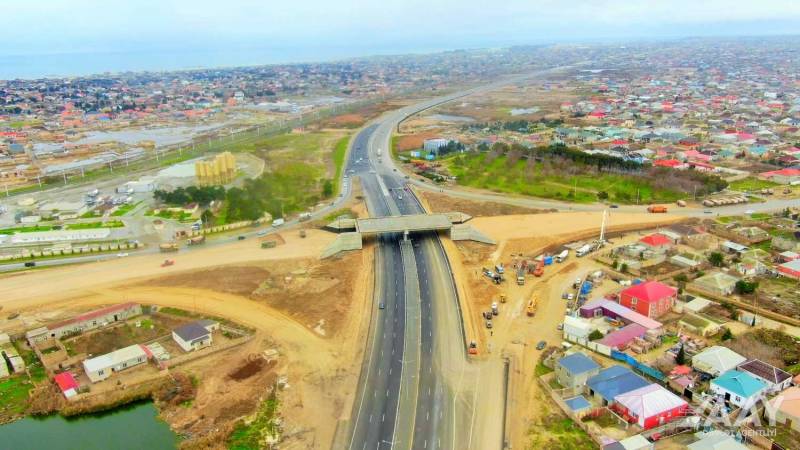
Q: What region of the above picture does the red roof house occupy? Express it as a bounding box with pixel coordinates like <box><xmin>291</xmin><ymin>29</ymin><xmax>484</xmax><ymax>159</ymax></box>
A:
<box><xmin>639</xmin><ymin>233</ymin><xmax>673</xmax><ymax>251</ymax></box>
<box><xmin>619</xmin><ymin>281</ymin><xmax>677</xmax><ymax>318</ymax></box>
<box><xmin>54</xmin><ymin>372</ymin><xmax>79</xmax><ymax>399</ymax></box>
<box><xmin>613</xmin><ymin>384</ymin><xmax>689</xmax><ymax>429</ymax></box>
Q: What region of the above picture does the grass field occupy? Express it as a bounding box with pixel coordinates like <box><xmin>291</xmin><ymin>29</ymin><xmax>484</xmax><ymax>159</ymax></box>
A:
<box><xmin>67</xmin><ymin>220</ymin><xmax>124</xmax><ymax>230</ymax></box>
<box><xmin>0</xmin><ymin>225</ymin><xmax>54</xmax><ymax>235</ymax></box>
<box><xmin>111</xmin><ymin>201</ymin><xmax>142</xmax><ymax>217</ymax></box>
<box><xmin>728</xmin><ymin>177</ymin><xmax>780</xmax><ymax>192</ymax></box>
<box><xmin>332</xmin><ymin>136</ymin><xmax>350</xmax><ymax>194</ymax></box>
<box><xmin>446</xmin><ymin>154</ymin><xmax>684</xmax><ymax>204</ymax></box>
<box><xmin>226</xmin><ymin>391</ymin><xmax>280</xmax><ymax>450</ymax></box>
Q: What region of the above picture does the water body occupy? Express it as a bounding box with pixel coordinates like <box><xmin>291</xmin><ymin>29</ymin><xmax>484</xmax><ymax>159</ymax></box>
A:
<box><xmin>76</xmin><ymin>124</ymin><xmax>223</xmax><ymax>148</ymax></box>
<box><xmin>0</xmin><ymin>402</ymin><xmax>177</xmax><ymax>450</ymax></box>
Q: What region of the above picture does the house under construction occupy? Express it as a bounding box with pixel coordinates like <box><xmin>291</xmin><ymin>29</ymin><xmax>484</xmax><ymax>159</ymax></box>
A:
<box><xmin>195</xmin><ymin>151</ymin><xmax>236</xmax><ymax>186</ymax></box>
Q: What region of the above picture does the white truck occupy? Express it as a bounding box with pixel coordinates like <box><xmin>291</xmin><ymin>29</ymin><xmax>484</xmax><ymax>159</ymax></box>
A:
<box><xmin>377</xmin><ymin>148</ymin><xmax>382</xmax><ymax>157</ymax></box>
<box><xmin>272</xmin><ymin>218</ymin><xmax>285</xmax><ymax>227</ymax></box>
<box><xmin>576</xmin><ymin>244</ymin><xmax>592</xmax><ymax>257</ymax></box>
<box><xmin>555</xmin><ymin>249</ymin><xmax>569</xmax><ymax>263</ymax></box>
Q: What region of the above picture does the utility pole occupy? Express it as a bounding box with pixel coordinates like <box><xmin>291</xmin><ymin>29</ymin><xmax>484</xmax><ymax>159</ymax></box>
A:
<box><xmin>636</xmin><ymin>188</ymin><xmax>640</xmax><ymax>205</ymax></box>
<box><xmin>4</xmin><ymin>184</ymin><xmax>8</xmax><ymax>197</ymax></box>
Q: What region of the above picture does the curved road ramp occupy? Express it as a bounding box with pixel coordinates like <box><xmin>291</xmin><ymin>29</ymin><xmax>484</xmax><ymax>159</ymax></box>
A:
<box><xmin>321</xmin><ymin>212</ymin><xmax>494</xmax><ymax>258</ymax></box>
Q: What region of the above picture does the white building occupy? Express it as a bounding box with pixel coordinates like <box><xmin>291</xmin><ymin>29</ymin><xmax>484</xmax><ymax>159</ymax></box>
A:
<box><xmin>423</xmin><ymin>138</ymin><xmax>450</xmax><ymax>153</ymax></box>
<box><xmin>172</xmin><ymin>320</ymin><xmax>217</xmax><ymax>352</ymax></box>
<box><xmin>83</xmin><ymin>344</ymin><xmax>150</xmax><ymax>383</ymax></box>
<box><xmin>9</xmin><ymin>228</ymin><xmax>111</xmax><ymax>245</ymax></box>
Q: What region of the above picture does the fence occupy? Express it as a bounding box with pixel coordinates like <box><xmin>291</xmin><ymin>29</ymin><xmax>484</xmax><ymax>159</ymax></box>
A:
<box><xmin>610</xmin><ymin>349</ymin><xmax>666</xmax><ymax>382</ymax></box>
<box><xmin>0</xmin><ymin>241</ymin><xmax>141</xmax><ymax>261</ymax></box>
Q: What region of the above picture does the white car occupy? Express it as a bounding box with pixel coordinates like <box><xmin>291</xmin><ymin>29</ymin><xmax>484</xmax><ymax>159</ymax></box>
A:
<box><xmin>116</xmin><ymin>253</ymin><xmax>129</xmax><ymax>258</ymax></box>
<box><xmin>257</xmin><ymin>230</ymin><xmax>267</xmax><ymax>236</ymax></box>
<box><xmin>567</xmin><ymin>293</ymin><xmax>574</xmax><ymax>301</ymax></box>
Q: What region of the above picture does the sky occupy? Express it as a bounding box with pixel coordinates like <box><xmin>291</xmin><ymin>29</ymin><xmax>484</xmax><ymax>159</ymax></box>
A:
<box><xmin>3</xmin><ymin>1</ymin><xmax>800</xmax><ymax>76</ymax></box>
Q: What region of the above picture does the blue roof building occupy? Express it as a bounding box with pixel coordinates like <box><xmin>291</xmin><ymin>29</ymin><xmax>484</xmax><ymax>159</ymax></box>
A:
<box><xmin>587</xmin><ymin>366</ymin><xmax>650</xmax><ymax>405</ymax></box>
<box><xmin>564</xmin><ymin>395</ymin><xmax>592</xmax><ymax>416</ymax></box>
<box><xmin>711</xmin><ymin>370</ymin><xmax>768</xmax><ymax>409</ymax></box>
<box><xmin>556</xmin><ymin>352</ymin><xmax>601</xmax><ymax>389</ymax></box>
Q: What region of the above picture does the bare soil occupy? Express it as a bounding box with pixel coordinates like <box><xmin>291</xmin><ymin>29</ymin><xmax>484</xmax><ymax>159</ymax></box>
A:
<box><xmin>419</xmin><ymin>190</ymin><xmax>553</xmax><ymax>217</ymax></box>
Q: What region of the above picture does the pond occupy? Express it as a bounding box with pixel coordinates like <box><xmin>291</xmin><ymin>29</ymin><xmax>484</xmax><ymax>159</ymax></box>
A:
<box><xmin>0</xmin><ymin>402</ymin><xmax>177</xmax><ymax>450</ymax></box>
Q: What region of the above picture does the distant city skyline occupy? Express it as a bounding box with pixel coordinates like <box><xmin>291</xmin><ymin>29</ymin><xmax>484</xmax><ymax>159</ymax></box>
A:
<box><xmin>3</xmin><ymin>0</ymin><xmax>800</xmax><ymax>78</ymax></box>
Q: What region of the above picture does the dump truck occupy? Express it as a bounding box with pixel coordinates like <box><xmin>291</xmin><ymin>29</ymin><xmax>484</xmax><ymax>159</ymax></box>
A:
<box><xmin>526</xmin><ymin>297</ymin><xmax>537</xmax><ymax>317</ymax></box>
<box><xmin>159</xmin><ymin>242</ymin><xmax>179</xmax><ymax>253</ymax></box>
<box><xmin>516</xmin><ymin>266</ymin><xmax>525</xmax><ymax>285</ymax></box>
<box><xmin>186</xmin><ymin>235</ymin><xmax>205</xmax><ymax>246</ymax></box>
<box><xmin>556</xmin><ymin>249</ymin><xmax>569</xmax><ymax>263</ymax></box>
<box><xmin>495</xmin><ymin>263</ymin><xmax>505</xmax><ymax>274</ymax></box>
<box><xmin>468</xmin><ymin>341</ymin><xmax>478</xmax><ymax>355</ymax></box>
<box><xmin>491</xmin><ymin>302</ymin><xmax>499</xmax><ymax>316</ymax></box>
<box><xmin>647</xmin><ymin>205</ymin><xmax>668</xmax><ymax>213</ymax></box>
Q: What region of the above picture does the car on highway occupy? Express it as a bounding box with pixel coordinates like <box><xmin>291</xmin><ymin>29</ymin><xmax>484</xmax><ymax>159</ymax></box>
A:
<box><xmin>237</xmin><ymin>235</ymin><xmax>246</xmax><ymax>240</ymax></box>
<box><xmin>257</xmin><ymin>230</ymin><xmax>267</xmax><ymax>236</ymax></box>
<box><xmin>704</xmin><ymin>210</ymin><xmax>713</xmax><ymax>214</ymax></box>
<box><xmin>24</xmin><ymin>261</ymin><xmax>36</xmax><ymax>267</ymax></box>
<box><xmin>379</xmin><ymin>302</ymin><xmax>385</xmax><ymax>310</ymax></box>
<box><xmin>536</xmin><ymin>340</ymin><xmax>547</xmax><ymax>350</ymax></box>
<box><xmin>116</xmin><ymin>253</ymin><xmax>129</xmax><ymax>257</ymax></box>
<box><xmin>610</xmin><ymin>204</ymin><xmax>619</xmax><ymax>208</ymax></box>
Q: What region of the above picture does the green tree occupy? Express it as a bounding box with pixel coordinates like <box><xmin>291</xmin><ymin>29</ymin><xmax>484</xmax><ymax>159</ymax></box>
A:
<box><xmin>675</xmin><ymin>344</ymin><xmax>686</xmax><ymax>365</ymax></box>
<box><xmin>588</xmin><ymin>330</ymin><xmax>604</xmax><ymax>341</ymax></box>
<box><xmin>597</xmin><ymin>191</ymin><xmax>609</xmax><ymax>200</ymax></box>
<box><xmin>620</xmin><ymin>263</ymin><xmax>628</xmax><ymax>274</ymax></box>
<box><xmin>708</xmin><ymin>252</ymin><xmax>724</xmax><ymax>267</ymax></box>
<box><xmin>322</xmin><ymin>179</ymin><xmax>334</xmax><ymax>198</ymax></box>
<box><xmin>735</xmin><ymin>280</ymin><xmax>759</xmax><ymax>295</ymax></box>
<box><xmin>721</xmin><ymin>328</ymin><xmax>733</xmax><ymax>341</ymax></box>
<box><xmin>200</xmin><ymin>209</ymin><xmax>214</xmax><ymax>227</ymax></box>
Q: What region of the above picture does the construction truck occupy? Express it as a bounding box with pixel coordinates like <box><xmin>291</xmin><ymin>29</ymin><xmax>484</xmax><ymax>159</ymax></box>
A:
<box><xmin>576</xmin><ymin>244</ymin><xmax>592</xmax><ymax>257</ymax></box>
<box><xmin>516</xmin><ymin>266</ymin><xmax>525</xmax><ymax>285</ymax></box>
<box><xmin>159</xmin><ymin>242</ymin><xmax>179</xmax><ymax>253</ymax></box>
<box><xmin>647</xmin><ymin>205</ymin><xmax>668</xmax><ymax>213</ymax></box>
<box><xmin>526</xmin><ymin>297</ymin><xmax>537</xmax><ymax>317</ymax></box>
<box><xmin>533</xmin><ymin>259</ymin><xmax>544</xmax><ymax>277</ymax></box>
<box><xmin>491</xmin><ymin>302</ymin><xmax>499</xmax><ymax>316</ymax></box>
<box><xmin>495</xmin><ymin>263</ymin><xmax>505</xmax><ymax>275</ymax></box>
<box><xmin>161</xmin><ymin>259</ymin><xmax>175</xmax><ymax>267</ymax></box>
<box><xmin>499</xmin><ymin>294</ymin><xmax>507</xmax><ymax>304</ymax></box>
<box><xmin>186</xmin><ymin>235</ymin><xmax>205</xmax><ymax>246</ymax></box>
<box><xmin>556</xmin><ymin>249</ymin><xmax>569</xmax><ymax>263</ymax></box>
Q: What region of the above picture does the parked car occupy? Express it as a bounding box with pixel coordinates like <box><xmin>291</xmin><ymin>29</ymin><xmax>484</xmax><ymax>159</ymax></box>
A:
<box><xmin>536</xmin><ymin>340</ymin><xmax>547</xmax><ymax>350</ymax></box>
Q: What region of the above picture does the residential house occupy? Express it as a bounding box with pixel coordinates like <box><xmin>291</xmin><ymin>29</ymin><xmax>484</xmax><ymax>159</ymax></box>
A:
<box><xmin>613</xmin><ymin>384</ymin><xmax>689</xmax><ymax>429</ymax></box>
<box><xmin>769</xmin><ymin>386</ymin><xmax>800</xmax><ymax>433</ymax></box>
<box><xmin>172</xmin><ymin>320</ymin><xmax>216</xmax><ymax>352</ymax></box>
<box><xmin>639</xmin><ymin>233</ymin><xmax>673</xmax><ymax>253</ymax></box>
<box><xmin>586</xmin><ymin>366</ymin><xmax>650</xmax><ymax>406</ymax></box>
<box><xmin>580</xmin><ymin>298</ymin><xmax>663</xmax><ymax>330</ymax></box>
<box><xmin>619</xmin><ymin>281</ymin><xmax>677</xmax><ymax>319</ymax></box>
<box><xmin>556</xmin><ymin>352</ymin><xmax>601</xmax><ymax>389</ymax></box>
<box><xmin>710</xmin><ymin>370</ymin><xmax>768</xmax><ymax>409</ymax></box>
<box><xmin>760</xmin><ymin>168</ymin><xmax>800</xmax><ymax>184</ymax></box>
<box><xmin>603</xmin><ymin>435</ymin><xmax>654</xmax><ymax>450</ymax></box>
<box><xmin>737</xmin><ymin>359</ymin><xmax>792</xmax><ymax>393</ymax></box>
<box><xmin>692</xmin><ymin>272</ymin><xmax>740</xmax><ymax>296</ymax></box>
<box><xmin>777</xmin><ymin>259</ymin><xmax>800</xmax><ymax>280</ymax></box>
<box><xmin>686</xmin><ymin>430</ymin><xmax>748</xmax><ymax>450</ymax></box>
<box><xmin>82</xmin><ymin>344</ymin><xmax>150</xmax><ymax>383</ymax></box>
<box><xmin>692</xmin><ymin>346</ymin><xmax>747</xmax><ymax>377</ymax></box>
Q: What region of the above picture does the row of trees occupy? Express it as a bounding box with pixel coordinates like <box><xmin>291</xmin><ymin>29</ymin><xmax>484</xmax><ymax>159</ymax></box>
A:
<box><xmin>153</xmin><ymin>186</ymin><xmax>226</xmax><ymax>207</ymax></box>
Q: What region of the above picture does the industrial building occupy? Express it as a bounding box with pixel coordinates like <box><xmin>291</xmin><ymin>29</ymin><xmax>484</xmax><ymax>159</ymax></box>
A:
<box><xmin>83</xmin><ymin>344</ymin><xmax>151</xmax><ymax>383</ymax></box>
<box><xmin>195</xmin><ymin>151</ymin><xmax>236</xmax><ymax>186</ymax></box>
<box><xmin>26</xmin><ymin>302</ymin><xmax>142</xmax><ymax>344</ymax></box>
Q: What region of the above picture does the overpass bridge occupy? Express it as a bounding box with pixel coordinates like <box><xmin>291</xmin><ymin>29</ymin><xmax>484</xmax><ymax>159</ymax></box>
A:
<box><xmin>321</xmin><ymin>211</ymin><xmax>494</xmax><ymax>258</ymax></box>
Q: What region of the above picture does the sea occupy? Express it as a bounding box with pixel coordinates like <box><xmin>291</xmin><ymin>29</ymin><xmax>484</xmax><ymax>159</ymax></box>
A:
<box><xmin>0</xmin><ymin>44</ymin><xmax>448</xmax><ymax>80</ymax></box>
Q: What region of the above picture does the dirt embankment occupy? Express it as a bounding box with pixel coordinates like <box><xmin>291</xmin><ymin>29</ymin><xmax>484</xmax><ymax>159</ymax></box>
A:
<box><xmin>143</xmin><ymin>251</ymin><xmax>364</xmax><ymax>338</ymax></box>
<box><xmin>419</xmin><ymin>190</ymin><xmax>554</xmax><ymax>217</ymax></box>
